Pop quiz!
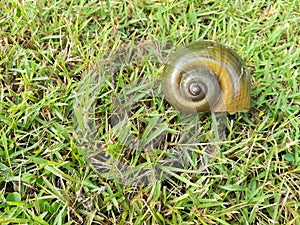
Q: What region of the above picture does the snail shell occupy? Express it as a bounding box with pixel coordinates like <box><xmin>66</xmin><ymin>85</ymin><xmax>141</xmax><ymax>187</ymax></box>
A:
<box><xmin>161</xmin><ymin>41</ymin><xmax>250</xmax><ymax>113</ymax></box>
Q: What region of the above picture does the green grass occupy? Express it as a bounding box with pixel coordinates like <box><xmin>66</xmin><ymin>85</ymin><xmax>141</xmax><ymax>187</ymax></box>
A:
<box><xmin>1</xmin><ymin>0</ymin><xmax>300</xmax><ymax>224</ymax></box>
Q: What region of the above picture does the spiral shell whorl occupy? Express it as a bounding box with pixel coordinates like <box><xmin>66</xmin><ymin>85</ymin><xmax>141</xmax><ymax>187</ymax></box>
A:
<box><xmin>162</xmin><ymin>41</ymin><xmax>250</xmax><ymax>113</ymax></box>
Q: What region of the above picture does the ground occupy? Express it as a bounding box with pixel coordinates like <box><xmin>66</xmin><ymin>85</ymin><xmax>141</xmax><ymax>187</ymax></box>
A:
<box><xmin>0</xmin><ymin>0</ymin><xmax>299</xmax><ymax>224</ymax></box>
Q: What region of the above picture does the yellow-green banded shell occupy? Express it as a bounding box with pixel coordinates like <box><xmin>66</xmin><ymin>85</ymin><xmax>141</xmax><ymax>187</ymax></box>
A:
<box><xmin>161</xmin><ymin>41</ymin><xmax>250</xmax><ymax>113</ymax></box>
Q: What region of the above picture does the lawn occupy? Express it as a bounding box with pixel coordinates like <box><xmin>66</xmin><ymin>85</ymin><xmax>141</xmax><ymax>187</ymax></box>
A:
<box><xmin>0</xmin><ymin>0</ymin><xmax>299</xmax><ymax>224</ymax></box>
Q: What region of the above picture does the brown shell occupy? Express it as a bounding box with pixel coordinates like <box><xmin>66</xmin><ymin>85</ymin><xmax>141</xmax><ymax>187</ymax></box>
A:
<box><xmin>161</xmin><ymin>41</ymin><xmax>251</xmax><ymax>113</ymax></box>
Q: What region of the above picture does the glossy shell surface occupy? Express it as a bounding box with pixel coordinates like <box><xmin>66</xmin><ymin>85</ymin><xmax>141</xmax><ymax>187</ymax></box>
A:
<box><xmin>161</xmin><ymin>41</ymin><xmax>250</xmax><ymax>113</ymax></box>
